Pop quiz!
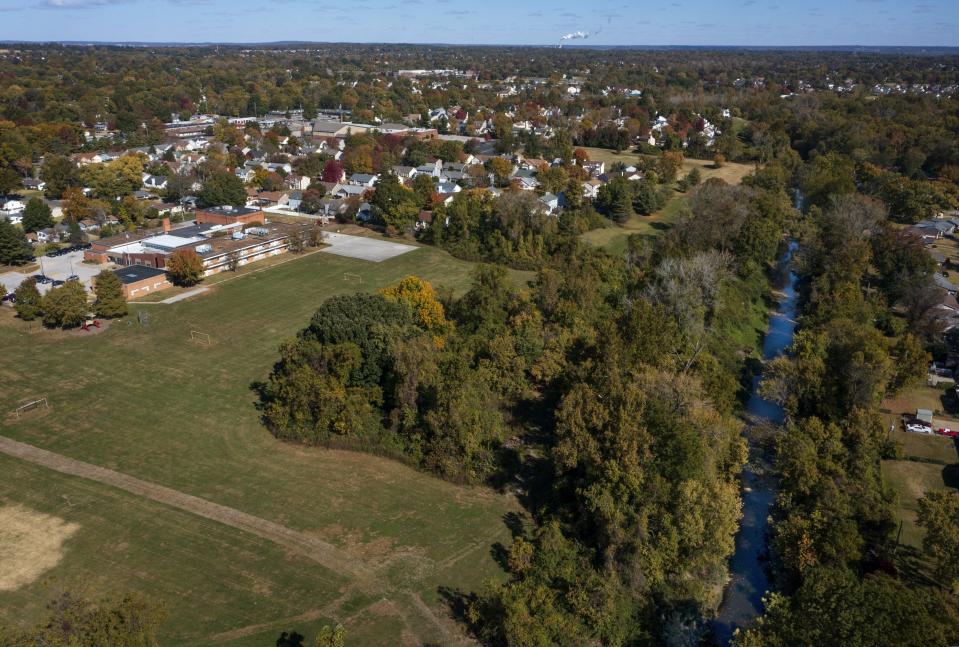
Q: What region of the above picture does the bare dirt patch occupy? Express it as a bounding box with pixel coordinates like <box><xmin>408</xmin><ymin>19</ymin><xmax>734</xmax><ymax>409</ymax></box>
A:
<box><xmin>0</xmin><ymin>504</ymin><xmax>79</xmax><ymax>591</ymax></box>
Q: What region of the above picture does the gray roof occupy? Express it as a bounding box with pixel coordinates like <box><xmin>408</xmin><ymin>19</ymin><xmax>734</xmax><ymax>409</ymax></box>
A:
<box><xmin>114</xmin><ymin>265</ymin><xmax>167</xmax><ymax>284</ymax></box>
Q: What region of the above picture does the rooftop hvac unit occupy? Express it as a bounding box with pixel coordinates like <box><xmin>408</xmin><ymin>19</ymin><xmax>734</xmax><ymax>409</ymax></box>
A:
<box><xmin>232</xmin><ymin>231</ymin><xmax>246</xmax><ymax>240</ymax></box>
<box><xmin>220</xmin><ymin>205</ymin><xmax>233</xmax><ymax>212</ymax></box>
<box><xmin>246</xmin><ymin>227</ymin><xmax>269</xmax><ymax>236</ymax></box>
<box><xmin>195</xmin><ymin>244</ymin><xmax>212</xmax><ymax>253</ymax></box>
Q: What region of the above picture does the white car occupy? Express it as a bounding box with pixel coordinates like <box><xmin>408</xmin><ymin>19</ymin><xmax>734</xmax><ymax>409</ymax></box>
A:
<box><xmin>906</xmin><ymin>423</ymin><xmax>931</xmax><ymax>434</ymax></box>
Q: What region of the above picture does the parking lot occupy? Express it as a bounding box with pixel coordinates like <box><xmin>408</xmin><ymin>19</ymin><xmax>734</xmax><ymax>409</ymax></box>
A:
<box><xmin>0</xmin><ymin>250</ymin><xmax>106</xmax><ymax>295</ymax></box>
<box><xmin>320</xmin><ymin>232</ymin><xmax>417</xmax><ymax>262</ymax></box>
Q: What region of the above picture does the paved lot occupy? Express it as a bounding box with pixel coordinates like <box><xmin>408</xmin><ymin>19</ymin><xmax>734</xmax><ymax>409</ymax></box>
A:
<box><xmin>0</xmin><ymin>251</ymin><xmax>106</xmax><ymax>295</ymax></box>
<box><xmin>320</xmin><ymin>232</ymin><xmax>417</xmax><ymax>262</ymax></box>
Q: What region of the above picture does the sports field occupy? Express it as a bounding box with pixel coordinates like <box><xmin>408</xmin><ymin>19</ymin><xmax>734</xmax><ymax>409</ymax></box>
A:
<box><xmin>0</xmin><ymin>245</ymin><xmax>528</xmax><ymax>645</ymax></box>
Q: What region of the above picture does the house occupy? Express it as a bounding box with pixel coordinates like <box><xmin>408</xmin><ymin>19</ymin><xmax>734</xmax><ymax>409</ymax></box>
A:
<box><xmin>415</xmin><ymin>210</ymin><xmax>433</xmax><ymax>231</ymax></box>
<box><xmin>331</xmin><ymin>184</ymin><xmax>370</xmax><ymax>199</ymax></box>
<box><xmin>22</xmin><ymin>178</ymin><xmax>46</xmax><ymax>192</ymax></box>
<box><xmin>249</xmin><ymin>191</ymin><xmax>290</xmax><ymax>208</ymax></box>
<box><xmin>4</xmin><ymin>212</ymin><xmax>22</xmax><ymax>225</ymax></box>
<box><xmin>285</xmin><ymin>190</ymin><xmax>302</xmax><ymax>210</ymax></box>
<box><xmin>514</xmin><ymin>176</ymin><xmax>538</xmax><ymax>191</ymax></box>
<box><xmin>142</xmin><ymin>174</ymin><xmax>168</xmax><ymax>191</ymax></box>
<box><xmin>416</xmin><ymin>160</ymin><xmax>443</xmax><ymax>178</ymax></box>
<box><xmin>392</xmin><ymin>166</ymin><xmax>418</xmax><ymax>182</ymax></box>
<box><xmin>285</xmin><ymin>175</ymin><xmax>311</xmax><ymax>191</ymax></box>
<box><xmin>36</xmin><ymin>227</ymin><xmax>60</xmax><ymax>243</ymax></box>
<box><xmin>539</xmin><ymin>192</ymin><xmax>560</xmax><ymax>215</ymax></box>
<box><xmin>909</xmin><ymin>224</ymin><xmax>942</xmax><ymax>243</ymax></box>
<box><xmin>356</xmin><ymin>202</ymin><xmax>374</xmax><ymax>223</ymax></box>
<box><xmin>110</xmin><ymin>265</ymin><xmax>172</xmax><ymax>300</ymax></box>
<box><xmin>582</xmin><ymin>161</ymin><xmax>605</xmax><ymax>177</ymax></box>
<box><xmin>436</xmin><ymin>182</ymin><xmax>462</xmax><ymax>194</ymax></box>
<box><xmin>935</xmin><ymin>273</ymin><xmax>958</xmax><ymax>294</ymax></box>
<box><xmin>349</xmin><ymin>173</ymin><xmax>379</xmax><ymax>187</ymax></box>
<box><xmin>583</xmin><ymin>179</ymin><xmax>602</xmax><ymax>199</ymax></box>
<box><xmin>1</xmin><ymin>199</ymin><xmax>26</xmax><ymax>214</ymax></box>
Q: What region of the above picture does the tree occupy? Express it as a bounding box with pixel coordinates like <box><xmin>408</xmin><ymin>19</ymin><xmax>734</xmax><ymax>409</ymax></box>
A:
<box><xmin>40</xmin><ymin>154</ymin><xmax>78</xmax><ymax>199</ymax></box>
<box><xmin>658</xmin><ymin>150</ymin><xmax>684</xmax><ymax>183</ymax></box>
<box><xmin>735</xmin><ymin>567</ymin><xmax>947</xmax><ymax>647</ymax></box>
<box><xmin>166</xmin><ymin>249</ymin><xmax>204</xmax><ymax>286</ymax></box>
<box><xmin>380</xmin><ymin>275</ymin><xmax>452</xmax><ymax>338</ymax></box>
<box><xmin>67</xmin><ymin>217</ymin><xmax>85</xmax><ymax>245</ymax></box>
<box><xmin>227</xmin><ymin>251</ymin><xmax>240</xmax><ymax>271</ymax></box>
<box><xmin>13</xmin><ymin>277</ymin><xmax>42</xmax><ymax>320</ymax></box>
<box><xmin>321</xmin><ymin>158</ymin><xmax>344</xmax><ymax>183</ymax></box>
<box><xmin>41</xmin><ymin>280</ymin><xmax>88</xmax><ymax>328</ymax></box>
<box><xmin>22</xmin><ymin>197</ymin><xmax>53</xmax><ymax>232</ymax></box>
<box><xmin>287</xmin><ymin>230</ymin><xmax>305</xmax><ymax>253</ymax></box>
<box><xmin>918</xmin><ymin>490</ymin><xmax>959</xmax><ymax>592</ymax></box>
<box><xmin>315</xmin><ymin>624</ymin><xmax>346</xmax><ymax>647</ymax></box>
<box><xmin>489</xmin><ymin>157</ymin><xmax>513</xmax><ymax>185</ymax></box>
<box><xmin>93</xmin><ymin>270</ymin><xmax>128</xmax><ymax>318</ymax></box>
<box><xmin>0</xmin><ymin>166</ymin><xmax>19</xmax><ymax>195</ymax></box>
<box><xmin>0</xmin><ymin>218</ymin><xmax>32</xmax><ymax>266</ymax></box>
<box><xmin>0</xmin><ymin>591</ymin><xmax>164</xmax><ymax>647</ymax></box>
<box><xmin>597</xmin><ymin>176</ymin><xmax>634</xmax><ymax>223</ymax></box>
<box><xmin>197</xmin><ymin>171</ymin><xmax>246</xmax><ymax>207</ymax></box>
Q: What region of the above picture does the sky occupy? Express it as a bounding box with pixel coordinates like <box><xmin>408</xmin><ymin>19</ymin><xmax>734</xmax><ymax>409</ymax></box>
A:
<box><xmin>0</xmin><ymin>0</ymin><xmax>956</xmax><ymax>47</ymax></box>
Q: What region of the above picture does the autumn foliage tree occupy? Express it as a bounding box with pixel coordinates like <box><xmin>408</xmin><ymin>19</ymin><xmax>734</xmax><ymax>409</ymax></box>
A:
<box><xmin>166</xmin><ymin>249</ymin><xmax>204</xmax><ymax>286</ymax></box>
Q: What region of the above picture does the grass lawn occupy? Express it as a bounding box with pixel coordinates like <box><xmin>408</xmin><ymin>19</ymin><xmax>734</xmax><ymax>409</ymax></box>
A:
<box><xmin>0</xmin><ymin>245</ymin><xmax>523</xmax><ymax>645</ymax></box>
<box><xmin>578</xmin><ymin>147</ymin><xmax>757</xmax><ymax>255</ymax></box>
<box><xmin>882</xmin><ymin>459</ymin><xmax>957</xmax><ymax>549</ymax></box>
<box><xmin>579</xmin><ymin>146</ymin><xmax>757</xmax><ymax>185</ymax></box>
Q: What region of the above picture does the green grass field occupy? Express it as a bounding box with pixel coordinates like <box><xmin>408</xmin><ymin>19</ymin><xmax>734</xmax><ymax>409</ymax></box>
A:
<box><xmin>578</xmin><ymin>148</ymin><xmax>758</xmax><ymax>255</ymax></box>
<box><xmin>0</xmin><ymin>245</ymin><xmax>525</xmax><ymax>645</ymax></box>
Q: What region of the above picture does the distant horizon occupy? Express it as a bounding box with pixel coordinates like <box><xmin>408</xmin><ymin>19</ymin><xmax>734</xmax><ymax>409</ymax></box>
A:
<box><xmin>0</xmin><ymin>0</ymin><xmax>956</xmax><ymax>48</ymax></box>
<box><xmin>1</xmin><ymin>40</ymin><xmax>958</xmax><ymax>52</ymax></box>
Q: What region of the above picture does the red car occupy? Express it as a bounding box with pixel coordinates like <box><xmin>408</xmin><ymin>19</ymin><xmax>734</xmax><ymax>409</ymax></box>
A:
<box><xmin>935</xmin><ymin>428</ymin><xmax>959</xmax><ymax>438</ymax></box>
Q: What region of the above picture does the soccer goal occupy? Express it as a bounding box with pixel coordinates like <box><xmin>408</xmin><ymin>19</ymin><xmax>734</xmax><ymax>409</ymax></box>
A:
<box><xmin>343</xmin><ymin>272</ymin><xmax>363</xmax><ymax>284</ymax></box>
<box><xmin>13</xmin><ymin>397</ymin><xmax>48</xmax><ymax>419</ymax></box>
<box><xmin>190</xmin><ymin>330</ymin><xmax>213</xmax><ymax>346</ymax></box>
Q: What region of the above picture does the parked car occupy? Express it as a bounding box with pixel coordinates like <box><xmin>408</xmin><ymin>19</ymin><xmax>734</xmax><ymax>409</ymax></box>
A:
<box><xmin>51</xmin><ymin>279</ymin><xmax>64</xmax><ymax>287</ymax></box>
<box><xmin>66</xmin><ymin>274</ymin><xmax>79</xmax><ymax>282</ymax></box>
<box><xmin>1</xmin><ymin>293</ymin><xmax>15</xmax><ymax>303</ymax></box>
<box><xmin>906</xmin><ymin>423</ymin><xmax>932</xmax><ymax>434</ymax></box>
<box><xmin>32</xmin><ymin>274</ymin><xmax>51</xmax><ymax>284</ymax></box>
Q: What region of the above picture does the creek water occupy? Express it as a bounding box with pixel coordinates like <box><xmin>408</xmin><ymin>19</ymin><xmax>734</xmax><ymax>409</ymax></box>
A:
<box><xmin>711</xmin><ymin>240</ymin><xmax>799</xmax><ymax>644</ymax></box>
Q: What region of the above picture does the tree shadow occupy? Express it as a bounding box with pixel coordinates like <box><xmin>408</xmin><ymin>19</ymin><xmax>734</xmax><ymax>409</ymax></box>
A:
<box><xmin>490</xmin><ymin>541</ymin><xmax>510</xmax><ymax>571</ymax></box>
<box><xmin>942</xmin><ymin>463</ymin><xmax>959</xmax><ymax>489</ymax></box>
<box><xmin>275</xmin><ymin>630</ymin><xmax>305</xmax><ymax>647</ymax></box>
<box><xmin>502</xmin><ymin>510</ymin><xmax>527</xmax><ymax>538</ymax></box>
<box><xmin>437</xmin><ymin>585</ymin><xmax>478</xmax><ymax>628</ymax></box>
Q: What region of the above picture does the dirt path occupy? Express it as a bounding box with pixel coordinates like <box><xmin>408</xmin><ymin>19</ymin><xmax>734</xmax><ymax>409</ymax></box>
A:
<box><xmin>0</xmin><ymin>435</ymin><xmax>469</xmax><ymax>645</ymax></box>
<box><xmin>0</xmin><ymin>435</ymin><xmax>375</xmax><ymax>587</ymax></box>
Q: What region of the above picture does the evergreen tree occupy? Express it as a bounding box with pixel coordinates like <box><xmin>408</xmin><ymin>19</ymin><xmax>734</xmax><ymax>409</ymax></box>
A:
<box><xmin>41</xmin><ymin>280</ymin><xmax>89</xmax><ymax>328</ymax></box>
<box><xmin>13</xmin><ymin>277</ymin><xmax>42</xmax><ymax>320</ymax></box>
<box><xmin>22</xmin><ymin>197</ymin><xmax>54</xmax><ymax>232</ymax></box>
<box><xmin>0</xmin><ymin>219</ymin><xmax>33</xmax><ymax>266</ymax></box>
<box><xmin>197</xmin><ymin>171</ymin><xmax>246</xmax><ymax>207</ymax></box>
<box><xmin>93</xmin><ymin>270</ymin><xmax>128</xmax><ymax>318</ymax></box>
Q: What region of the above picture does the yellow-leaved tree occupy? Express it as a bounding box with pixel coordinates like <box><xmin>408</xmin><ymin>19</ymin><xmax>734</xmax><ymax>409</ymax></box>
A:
<box><xmin>380</xmin><ymin>275</ymin><xmax>452</xmax><ymax>342</ymax></box>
